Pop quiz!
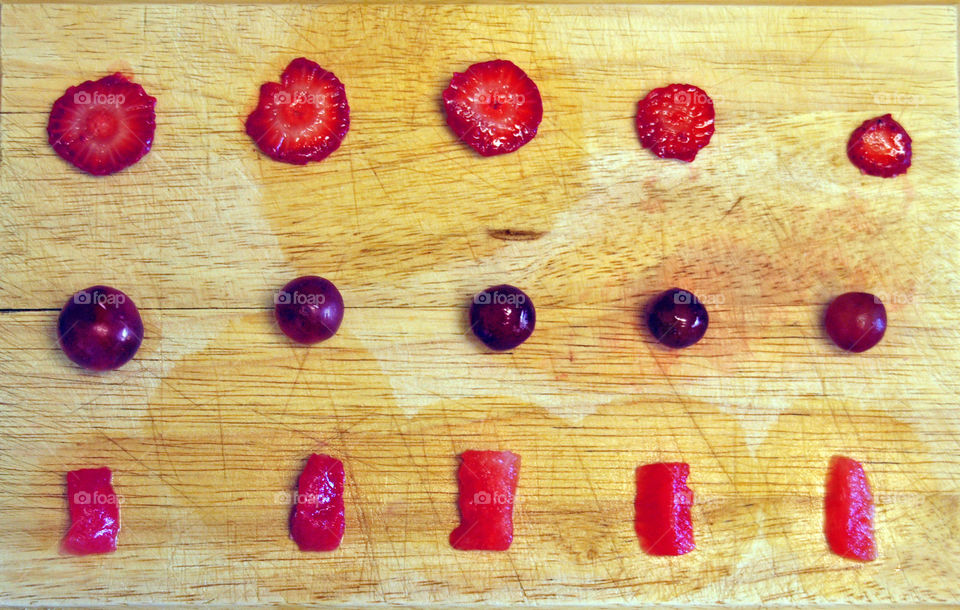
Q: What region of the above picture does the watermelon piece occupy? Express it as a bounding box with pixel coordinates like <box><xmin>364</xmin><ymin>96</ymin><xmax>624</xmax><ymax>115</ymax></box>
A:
<box><xmin>62</xmin><ymin>467</ymin><xmax>120</xmax><ymax>555</ymax></box>
<box><xmin>290</xmin><ymin>454</ymin><xmax>345</xmax><ymax>551</ymax></box>
<box><xmin>635</xmin><ymin>462</ymin><xmax>695</xmax><ymax>556</ymax></box>
<box><xmin>825</xmin><ymin>455</ymin><xmax>876</xmax><ymax>561</ymax></box>
<box><xmin>450</xmin><ymin>450</ymin><xmax>520</xmax><ymax>551</ymax></box>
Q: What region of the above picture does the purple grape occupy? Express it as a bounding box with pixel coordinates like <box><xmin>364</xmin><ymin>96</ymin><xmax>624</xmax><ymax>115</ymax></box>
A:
<box><xmin>274</xmin><ymin>276</ymin><xmax>344</xmax><ymax>344</ymax></box>
<box><xmin>825</xmin><ymin>292</ymin><xmax>886</xmax><ymax>352</ymax></box>
<box><xmin>469</xmin><ymin>284</ymin><xmax>535</xmax><ymax>351</ymax></box>
<box><xmin>646</xmin><ymin>288</ymin><xmax>709</xmax><ymax>349</ymax></box>
<box><xmin>58</xmin><ymin>285</ymin><xmax>143</xmax><ymax>370</ymax></box>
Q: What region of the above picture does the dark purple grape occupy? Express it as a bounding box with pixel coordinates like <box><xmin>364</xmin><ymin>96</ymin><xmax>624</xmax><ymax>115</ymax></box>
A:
<box><xmin>825</xmin><ymin>292</ymin><xmax>886</xmax><ymax>352</ymax></box>
<box><xmin>58</xmin><ymin>285</ymin><xmax>143</xmax><ymax>370</ymax></box>
<box><xmin>274</xmin><ymin>276</ymin><xmax>344</xmax><ymax>344</ymax></box>
<box><xmin>646</xmin><ymin>288</ymin><xmax>709</xmax><ymax>349</ymax></box>
<box><xmin>469</xmin><ymin>284</ymin><xmax>535</xmax><ymax>351</ymax></box>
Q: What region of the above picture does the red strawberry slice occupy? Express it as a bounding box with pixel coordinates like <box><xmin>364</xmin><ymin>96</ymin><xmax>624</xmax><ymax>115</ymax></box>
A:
<box><xmin>825</xmin><ymin>456</ymin><xmax>876</xmax><ymax>561</ymax></box>
<box><xmin>47</xmin><ymin>73</ymin><xmax>156</xmax><ymax>176</ymax></box>
<box><xmin>290</xmin><ymin>453</ymin><xmax>345</xmax><ymax>551</ymax></box>
<box><xmin>635</xmin><ymin>462</ymin><xmax>695</xmax><ymax>556</ymax></box>
<box><xmin>847</xmin><ymin>114</ymin><xmax>911</xmax><ymax>178</ymax></box>
<box><xmin>62</xmin><ymin>467</ymin><xmax>120</xmax><ymax>555</ymax></box>
<box><xmin>450</xmin><ymin>450</ymin><xmax>520</xmax><ymax>551</ymax></box>
<box><xmin>245</xmin><ymin>58</ymin><xmax>350</xmax><ymax>165</ymax></box>
<box><xmin>442</xmin><ymin>60</ymin><xmax>543</xmax><ymax>157</ymax></box>
<box><xmin>636</xmin><ymin>84</ymin><xmax>715</xmax><ymax>162</ymax></box>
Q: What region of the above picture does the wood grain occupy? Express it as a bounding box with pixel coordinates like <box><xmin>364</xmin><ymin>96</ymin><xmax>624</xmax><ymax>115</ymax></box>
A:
<box><xmin>1</xmin><ymin>3</ymin><xmax>959</xmax><ymax>606</ymax></box>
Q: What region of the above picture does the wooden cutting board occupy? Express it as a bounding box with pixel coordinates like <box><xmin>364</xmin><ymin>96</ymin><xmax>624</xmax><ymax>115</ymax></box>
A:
<box><xmin>1</xmin><ymin>2</ymin><xmax>959</xmax><ymax>606</ymax></box>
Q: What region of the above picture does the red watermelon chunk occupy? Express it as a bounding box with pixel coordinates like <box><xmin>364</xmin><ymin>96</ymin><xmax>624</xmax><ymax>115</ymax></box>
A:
<box><xmin>450</xmin><ymin>450</ymin><xmax>520</xmax><ymax>551</ymax></box>
<box><xmin>635</xmin><ymin>462</ymin><xmax>695</xmax><ymax>556</ymax></box>
<box><xmin>62</xmin><ymin>467</ymin><xmax>120</xmax><ymax>555</ymax></box>
<box><xmin>825</xmin><ymin>455</ymin><xmax>876</xmax><ymax>561</ymax></box>
<box><xmin>290</xmin><ymin>454</ymin><xmax>345</xmax><ymax>551</ymax></box>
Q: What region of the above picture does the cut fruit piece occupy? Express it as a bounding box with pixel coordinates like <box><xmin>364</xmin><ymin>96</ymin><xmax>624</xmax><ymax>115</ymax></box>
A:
<box><xmin>635</xmin><ymin>462</ymin><xmax>695</xmax><ymax>556</ymax></box>
<box><xmin>450</xmin><ymin>450</ymin><xmax>520</xmax><ymax>551</ymax></box>
<box><xmin>246</xmin><ymin>58</ymin><xmax>350</xmax><ymax>165</ymax></box>
<box><xmin>442</xmin><ymin>60</ymin><xmax>543</xmax><ymax>156</ymax></box>
<box><xmin>47</xmin><ymin>73</ymin><xmax>157</xmax><ymax>176</ymax></box>
<box><xmin>847</xmin><ymin>114</ymin><xmax>911</xmax><ymax>178</ymax></box>
<box><xmin>636</xmin><ymin>84</ymin><xmax>715</xmax><ymax>162</ymax></box>
<box><xmin>62</xmin><ymin>467</ymin><xmax>120</xmax><ymax>555</ymax></box>
<box><xmin>290</xmin><ymin>454</ymin><xmax>345</xmax><ymax>551</ymax></box>
<box><xmin>825</xmin><ymin>455</ymin><xmax>876</xmax><ymax>561</ymax></box>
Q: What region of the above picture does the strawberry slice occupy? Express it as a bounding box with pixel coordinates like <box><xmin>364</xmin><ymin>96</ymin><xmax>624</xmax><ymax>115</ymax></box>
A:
<box><xmin>825</xmin><ymin>456</ymin><xmax>877</xmax><ymax>561</ymax></box>
<box><xmin>62</xmin><ymin>467</ymin><xmax>120</xmax><ymax>555</ymax></box>
<box><xmin>635</xmin><ymin>462</ymin><xmax>695</xmax><ymax>556</ymax></box>
<box><xmin>47</xmin><ymin>73</ymin><xmax>156</xmax><ymax>176</ymax></box>
<box><xmin>636</xmin><ymin>84</ymin><xmax>715</xmax><ymax>162</ymax></box>
<box><xmin>289</xmin><ymin>453</ymin><xmax>345</xmax><ymax>551</ymax></box>
<box><xmin>847</xmin><ymin>114</ymin><xmax>911</xmax><ymax>178</ymax></box>
<box><xmin>450</xmin><ymin>450</ymin><xmax>520</xmax><ymax>551</ymax></box>
<box><xmin>442</xmin><ymin>60</ymin><xmax>543</xmax><ymax>157</ymax></box>
<box><xmin>245</xmin><ymin>58</ymin><xmax>350</xmax><ymax>165</ymax></box>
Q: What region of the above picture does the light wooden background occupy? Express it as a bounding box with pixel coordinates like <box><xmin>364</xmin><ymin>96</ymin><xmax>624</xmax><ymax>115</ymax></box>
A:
<box><xmin>1</xmin><ymin>3</ymin><xmax>959</xmax><ymax>606</ymax></box>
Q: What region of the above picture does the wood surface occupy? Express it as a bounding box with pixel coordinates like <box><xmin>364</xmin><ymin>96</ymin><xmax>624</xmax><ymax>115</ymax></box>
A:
<box><xmin>1</xmin><ymin>3</ymin><xmax>959</xmax><ymax>606</ymax></box>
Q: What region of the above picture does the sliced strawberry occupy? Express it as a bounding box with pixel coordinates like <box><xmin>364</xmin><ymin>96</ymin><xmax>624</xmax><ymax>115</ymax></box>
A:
<box><xmin>825</xmin><ymin>456</ymin><xmax>876</xmax><ymax>561</ymax></box>
<box><xmin>636</xmin><ymin>84</ymin><xmax>715</xmax><ymax>162</ymax></box>
<box><xmin>245</xmin><ymin>58</ymin><xmax>350</xmax><ymax>165</ymax></box>
<box><xmin>442</xmin><ymin>60</ymin><xmax>543</xmax><ymax>157</ymax></box>
<box><xmin>847</xmin><ymin>114</ymin><xmax>911</xmax><ymax>178</ymax></box>
<box><xmin>47</xmin><ymin>73</ymin><xmax>156</xmax><ymax>176</ymax></box>
<box><xmin>450</xmin><ymin>450</ymin><xmax>520</xmax><ymax>551</ymax></box>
